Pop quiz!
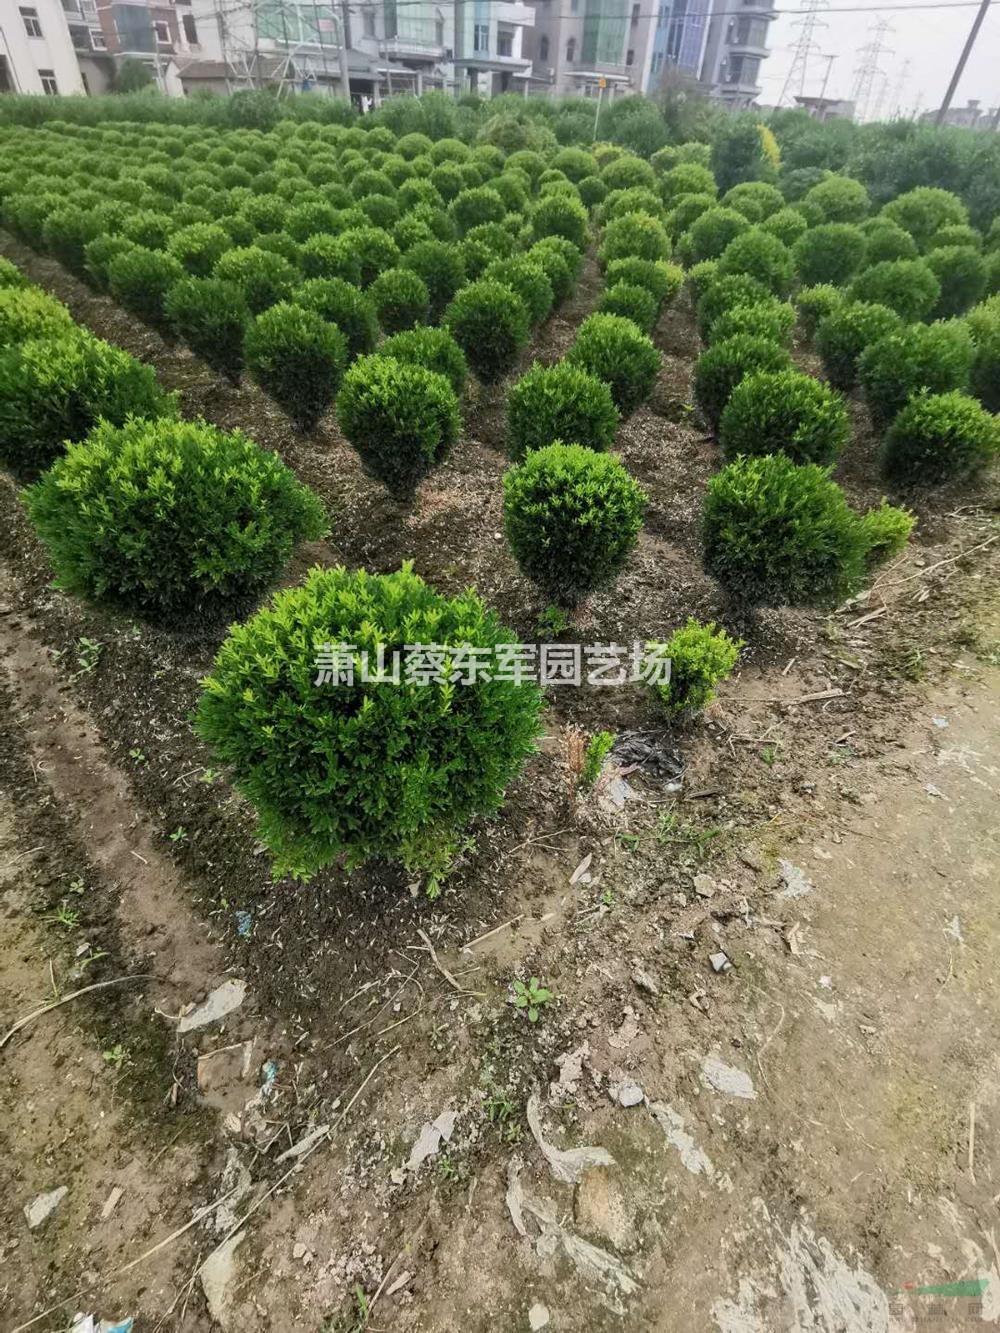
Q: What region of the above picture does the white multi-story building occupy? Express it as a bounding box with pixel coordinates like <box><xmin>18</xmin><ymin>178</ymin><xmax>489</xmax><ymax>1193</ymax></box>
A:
<box><xmin>0</xmin><ymin>0</ymin><xmax>87</xmax><ymax>95</ymax></box>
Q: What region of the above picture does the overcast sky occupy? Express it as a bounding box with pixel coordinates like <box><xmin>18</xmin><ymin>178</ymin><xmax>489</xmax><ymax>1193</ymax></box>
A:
<box><xmin>758</xmin><ymin>0</ymin><xmax>1000</xmax><ymax>118</ymax></box>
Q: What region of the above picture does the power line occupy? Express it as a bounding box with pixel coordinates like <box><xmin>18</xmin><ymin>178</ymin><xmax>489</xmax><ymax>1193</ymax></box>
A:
<box><xmin>191</xmin><ymin>0</ymin><xmax>1000</xmax><ymax>17</ymax></box>
<box><xmin>777</xmin><ymin>0</ymin><xmax>828</xmax><ymax>105</ymax></box>
<box><xmin>851</xmin><ymin>16</ymin><xmax>893</xmax><ymax>121</ymax></box>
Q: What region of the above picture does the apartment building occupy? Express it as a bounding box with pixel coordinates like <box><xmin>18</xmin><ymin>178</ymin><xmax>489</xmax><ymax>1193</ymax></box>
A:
<box><xmin>0</xmin><ymin>0</ymin><xmax>87</xmax><ymax>95</ymax></box>
<box><xmin>699</xmin><ymin>0</ymin><xmax>776</xmax><ymax>106</ymax></box>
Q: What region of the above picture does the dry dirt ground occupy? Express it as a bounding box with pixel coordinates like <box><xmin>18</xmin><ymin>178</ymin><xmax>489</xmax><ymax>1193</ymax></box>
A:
<box><xmin>1</xmin><ymin>233</ymin><xmax>1000</xmax><ymax>1332</ymax></box>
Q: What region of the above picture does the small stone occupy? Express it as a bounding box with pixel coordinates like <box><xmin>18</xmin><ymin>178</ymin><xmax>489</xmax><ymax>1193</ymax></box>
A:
<box><xmin>693</xmin><ymin>874</ymin><xmax>716</xmax><ymax>898</ymax></box>
<box><xmin>23</xmin><ymin>1187</ymin><xmax>67</xmax><ymax>1229</ymax></box>
<box><xmin>617</xmin><ymin>1081</ymin><xmax>644</xmax><ymax>1108</ymax></box>
<box><xmin>292</xmin><ymin>1242</ymin><xmax>307</xmax><ymax>1260</ymax></box>
<box><xmin>529</xmin><ymin>1303</ymin><xmax>550</xmax><ymax>1330</ymax></box>
<box><xmin>709</xmin><ymin>951</ymin><xmax>732</xmax><ymax>974</ymax></box>
<box><xmin>631</xmin><ymin>968</ymin><xmax>659</xmax><ymax>996</ymax></box>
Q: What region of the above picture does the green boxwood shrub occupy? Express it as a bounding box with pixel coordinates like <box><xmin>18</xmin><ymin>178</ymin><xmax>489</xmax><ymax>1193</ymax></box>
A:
<box><xmin>502</xmin><ymin>442</ymin><xmax>646</xmax><ymax>605</ymax></box>
<box><xmin>507</xmin><ymin>361</ymin><xmax>619</xmax><ymax>460</ymax></box>
<box><xmin>165</xmin><ymin>276</ymin><xmax>247</xmax><ymax>382</ymax></box>
<box><xmin>969</xmin><ymin>319</ymin><xmax>1000</xmax><ymax>412</ymax></box>
<box><xmin>214</xmin><ymin>245</ymin><xmax>297</xmax><ymax>314</ymax></box>
<box><xmin>859</xmin><ymin>218</ymin><xmax>918</xmax><ymax>264</ymax></box>
<box><xmin>849</xmin><ymin>259</ymin><xmax>941</xmax><ymax>322</ymax></box>
<box><xmin>793</xmin><ymin>223</ymin><xmax>868</xmax><ymax>287</ymax></box>
<box><xmin>0</xmin><ymin>330</ymin><xmax>175</xmax><ymax>474</ymax></box>
<box><xmin>566</xmin><ymin>312</ymin><xmax>661</xmax><ymax>416</ymax></box>
<box><xmin>856</xmin><ymin>499</ymin><xmax>915</xmax><ymax>561</ymax></box>
<box><xmin>649</xmin><ymin>619</ymin><xmax>742</xmax><ymax>717</ymax></box>
<box><xmin>857</xmin><ymin>321</ymin><xmax>973</xmax><ymax>430</ymax></box>
<box><xmin>721</xmin><ymin>181</ymin><xmax>784</xmax><ymax>222</ymax></box>
<box><xmin>0</xmin><ymin>258</ymin><xmax>27</xmax><ymax>290</ymax></box>
<box><xmin>449</xmin><ymin>186</ymin><xmax>506</xmax><ymax>235</ymax></box>
<box><xmin>604</xmin><ymin>257</ymin><xmax>683</xmax><ymax>307</ymax></box>
<box><xmin>685</xmin><ymin>206</ymin><xmax>749</xmax><ymax>263</ymax></box>
<box><xmin>599</xmin><ymin>187</ymin><xmax>665</xmax><ymax>227</ymax></box>
<box><xmin>717</xmin><ymin>226</ymin><xmax>794</xmax><ymax>296</ymax></box>
<box><xmin>719</xmin><ymin>368</ymin><xmax>850</xmax><ymax>465</ymax></box>
<box><xmin>797</xmin><ymin>284</ymin><xmax>843</xmax><ymax>340</ymax></box>
<box><xmin>25</xmin><ymin>416</ymin><xmax>325</xmax><ymax>618</ymax></box>
<box><xmin>881</xmin><ymin>187</ymin><xmax>968</xmax><ymax>249</ymax></box>
<box><xmin>802</xmin><ymin>175</ymin><xmax>869</xmax><ymax>223</ymax></box>
<box><xmin>401</xmin><ymin>239</ymin><xmax>465</xmax><ymax>320</ymax></box>
<box><xmin>815</xmin><ymin>301</ymin><xmax>903</xmax><ymax>390</ymax></box>
<box><xmin>925</xmin><ymin>245</ymin><xmax>988</xmax><ymax>318</ymax></box>
<box><xmin>880</xmin><ymin>390</ymin><xmax>997</xmax><ymax>484</ymax></box>
<box><xmin>696</xmin><ymin>273</ymin><xmax>772</xmax><ymax>340</ymax></box>
<box><xmin>368</xmin><ymin>267</ymin><xmax>430</xmax><ymax>333</ymax></box>
<box><xmin>702</xmin><ymin>454</ymin><xmax>871</xmax><ymax>607</ymax></box>
<box><xmin>531</xmin><ymin>193</ymin><xmax>589</xmax><ymax>250</ymax></box>
<box><xmin>41</xmin><ymin>207</ymin><xmax>101</xmax><ymax>275</ymax></box>
<box><xmin>760</xmin><ymin>206</ymin><xmax>809</xmax><ymax>248</ymax></box>
<box><xmin>927</xmin><ymin>224</ymin><xmax>982</xmax><ymax>252</ymax></box>
<box><xmin>599</xmin><ymin>280</ymin><xmax>658</xmax><ymax>333</ymax></box>
<box><xmin>662</xmin><ymin>163</ymin><xmax>718</xmax><ymax>203</ymax></box>
<box><xmin>444</xmin><ymin>279</ymin><xmax>530</xmax><ymax>384</ymax></box>
<box><xmin>336</xmin><ymin>354</ymin><xmax>460</xmax><ymax>493</ymax></box>
<box><xmin>245</xmin><ymin>302</ymin><xmax>347</xmax><ymax>431</ymax></box>
<box><xmin>194</xmin><ymin>562</ymin><xmax>542</xmax><ymax>883</ymax></box>
<box><xmin>107</xmin><ymin>246</ymin><xmax>184</xmax><ymax>327</ymax></box>
<box><xmin>599</xmin><ymin>212</ymin><xmax>671</xmax><ymax>266</ymax></box>
<box><xmin>0</xmin><ymin>286</ymin><xmax>73</xmax><ymax>346</ymax></box>
<box><xmin>167</xmin><ymin>222</ymin><xmax>232</xmax><ymax>277</ymax></box>
<box><xmin>526</xmin><ymin>241</ymin><xmax>574</xmax><ymax>306</ymax></box>
<box><xmin>693</xmin><ymin>334</ymin><xmax>791</xmax><ymax>433</ymax></box>
<box><xmin>120</xmin><ymin>208</ymin><xmax>173</xmax><ymax>251</ymax></box>
<box><xmin>709</xmin><ymin>300</ymin><xmax>796</xmax><ymax>347</ymax></box>
<box><xmin>462</xmin><ymin>221</ymin><xmax>518</xmax><ymax>278</ymax></box>
<box><xmin>295</xmin><ymin>277</ymin><xmax>378</xmax><ymax>361</ymax></box>
<box><xmin>483</xmin><ymin>257</ymin><xmax>554</xmax><ymax>327</ymax></box>
<box><xmin>336</xmin><ymin>227</ymin><xmax>401</xmax><ymax>286</ymax></box>
<box><xmin>300</xmin><ymin>234</ymin><xmax>362</xmax><ymax>284</ymax></box>
<box><xmin>666</xmin><ymin>193</ymin><xmax>716</xmax><ymax>238</ymax></box>
<box><xmin>687</xmin><ymin>259</ymin><xmax>720</xmax><ymax>302</ymax></box>
<box><xmin>379</xmin><ymin>326</ymin><xmax>467</xmax><ymax>396</ymax></box>
<box><xmin>532</xmin><ymin>234</ymin><xmax>584</xmax><ymax>286</ymax></box>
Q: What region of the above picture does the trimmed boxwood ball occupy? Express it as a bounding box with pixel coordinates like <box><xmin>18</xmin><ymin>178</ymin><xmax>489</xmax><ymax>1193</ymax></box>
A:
<box><xmin>702</xmin><ymin>455</ymin><xmax>870</xmax><ymax>607</ymax></box>
<box><xmin>797</xmin><ymin>284</ymin><xmax>843</xmax><ymax>340</ymax></box>
<box><xmin>599</xmin><ymin>281</ymin><xmax>658</xmax><ymax>334</ymax></box>
<box><xmin>760</xmin><ymin>206</ymin><xmax>809</xmax><ymax>248</ymax></box>
<box><xmin>214</xmin><ymin>244</ymin><xmax>297</xmax><ymax>314</ymax></box>
<box><xmin>970</xmin><ymin>322</ymin><xmax>1000</xmax><ymax>412</ymax></box>
<box><xmin>167</xmin><ymin>222</ymin><xmax>232</xmax><ymax>277</ymax></box>
<box><xmin>336</xmin><ymin>227</ymin><xmax>401</xmax><ymax>287</ymax></box>
<box><xmin>925</xmin><ymin>246</ymin><xmax>988</xmax><ymax>318</ymax></box>
<box><xmin>0</xmin><ymin>331</ymin><xmax>176</xmax><ymax>475</ymax></box>
<box><xmin>857</xmin><ymin>321</ymin><xmax>973</xmax><ymax>430</ymax></box>
<box><xmin>859</xmin><ymin>218</ymin><xmax>918</xmax><ymax>264</ymax></box>
<box><xmin>483</xmin><ymin>257</ymin><xmax>554</xmax><ymax>326</ymax></box>
<box><xmin>666</xmin><ymin>193</ymin><xmax>716</xmax><ymax>238</ymax></box>
<box><xmin>720</xmin><ymin>181</ymin><xmax>784</xmax><ymax>223</ymax></box>
<box><xmin>802</xmin><ymin>175</ymin><xmax>869</xmax><ymax>223</ymax></box>
<box><xmin>693</xmin><ymin>335</ymin><xmax>791</xmax><ymax>434</ymax></box>
<box><xmin>531</xmin><ymin>193</ymin><xmax>589</xmax><ymax>250</ymax></box>
<box><xmin>526</xmin><ymin>242</ymin><xmax>574</xmax><ymax>306</ymax></box>
<box><xmin>599</xmin><ymin>212</ymin><xmax>671</xmax><ymax>266</ymax></box>
<box><xmin>107</xmin><ymin>246</ymin><xmax>185</xmax><ymax>327</ymax></box>
<box><xmin>696</xmin><ymin>273</ymin><xmax>772</xmax><ymax>340</ymax></box>
<box><xmin>444</xmin><ymin>279</ymin><xmax>531</xmax><ymax>384</ymax></box>
<box><xmin>0</xmin><ymin>286</ymin><xmax>73</xmax><ymax>346</ymax></box>
<box><xmin>295</xmin><ymin>277</ymin><xmax>378</xmax><ymax>361</ymax></box>
<box><xmin>336</xmin><ymin>354</ymin><xmax>460</xmax><ymax>494</ymax></box>
<box><xmin>507</xmin><ymin>361</ymin><xmax>619</xmax><ymax>461</ymax></box>
<box><xmin>245</xmin><ymin>302</ymin><xmax>347</xmax><ymax>432</ymax></box>
<box><xmin>369</xmin><ymin>267</ymin><xmax>430</xmax><ymax>333</ymax></box>
<box><xmin>881</xmin><ymin>187</ymin><xmax>968</xmax><ymax>249</ymax></box>
<box><xmin>709</xmin><ymin>300</ymin><xmax>796</xmax><ymax>347</ymax></box>
<box><xmin>849</xmin><ymin>259</ymin><xmax>941</xmax><ymax>323</ymax></box>
<box><xmin>687</xmin><ymin>259</ymin><xmax>720</xmax><ymax>302</ymax></box>
<box><xmin>25</xmin><ymin>416</ymin><xmax>325</xmax><ymax>619</ymax></box>
<box><xmin>532</xmin><ymin>234</ymin><xmax>584</xmax><ymax>282</ymax></box>
<box><xmin>649</xmin><ymin>619</ymin><xmax>743</xmax><ymax>717</ymax></box>
<box><xmin>503</xmin><ymin>443</ymin><xmax>646</xmax><ymax>606</ymax></box>
<box><xmin>299</xmin><ymin>234</ymin><xmax>361</xmax><ymax>284</ymax></box>
<box><xmin>662</xmin><ymin>163</ymin><xmax>718</xmax><ymax>203</ymax></box>
<box><xmin>379</xmin><ymin>327</ymin><xmax>467</xmax><ymax>396</ymax></box>
<box><xmin>815</xmin><ymin>301</ymin><xmax>903</xmax><ymax>390</ymax></box>
<box><xmin>449</xmin><ymin>186</ymin><xmax>506</xmax><ymax>235</ymax></box>
<box><xmin>685</xmin><ymin>206</ymin><xmax>749</xmax><ymax>264</ymax></box>
<box><xmin>599</xmin><ymin>187</ymin><xmax>666</xmax><ymax>228</ymax></box>
<box><xmin>401</xmin><ymin>239</ymin><xmax>465</xmax><ymax>320</ymax></box>
<box><xmin>605</xmin><ymin>257</ymin><xmax>683</xmax><ymax>307</ymax></box>
<box><xmin>793</xmin><ymin>223</ymin><xmax>867</xmax><ymax>287</ymax></box>
<box><xmin>927</xmin><ymin>224</ymin><xmax>982</xmax><ymax>252</ymax></box>
<box><xmin>566</xmin><ymin>313</ymin><xmax>661</xmax><ymax>416</ymax></box>
<box><xmin>719</xmin><ymin>369</ymin><xmax>850</xmax><ymax>466</ymax></box>
<box><xmin>880</xmin><ymin>391</ymin><xmax>998</xmax><ymax>484</ymax></box>
<box><xmin>717</xmin><ymin>227</ymin><xmax>794</xmax><ymax>296</ymax></box>
<box><xmin>165</xmin><ymin>277</ymin><xmax>248</xmax><ymax>383</ymax></box>
<box><xmin>195</xmin><ymin>562</ymin><xmax>542</xmax><ymax>884</ymax></box>
<box><xmin>461</xmin><ymin>221</ymin><xmax>519</xmax><ymax>279</ymax></box>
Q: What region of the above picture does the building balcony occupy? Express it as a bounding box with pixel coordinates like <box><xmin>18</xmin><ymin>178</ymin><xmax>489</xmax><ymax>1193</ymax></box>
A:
<box><xmin>493</xmin><ymin>2</ymin><xmax>534</xmax><ymax>27</ymax></box>
<box><xmin>379</xmin><ymin>36</ymin><xmax>447</xmax><ymax>60</ymax></box>
<box><xmin>726</xmin><ymin>39</ymin><xmax>770</xmax><ymax>57</ymax></box>
<box><xmin>455</xmin><ymin>50</ymin><xmax>531</xmax><ymax>70</ymax></box>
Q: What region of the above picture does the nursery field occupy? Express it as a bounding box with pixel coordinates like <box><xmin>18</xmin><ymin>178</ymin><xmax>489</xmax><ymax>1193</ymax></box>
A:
<box><xmin>1</xmin><ymin>96</ymin><xmax>1000</xmax><ymax>1332</ymax></box>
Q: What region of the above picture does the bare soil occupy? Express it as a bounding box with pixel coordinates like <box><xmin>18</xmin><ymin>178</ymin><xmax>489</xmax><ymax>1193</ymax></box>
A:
<box><xmin>1</xmin><ymin>231</ymin><xmax>999</xmax><ymax>1332</ymax></box>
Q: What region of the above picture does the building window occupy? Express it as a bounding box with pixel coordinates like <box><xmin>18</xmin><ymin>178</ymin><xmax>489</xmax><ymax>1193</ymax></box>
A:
<box><xmin>91</xmin><ymin>28</ymin><xmax>107</xmax><ymax>48</ymax></box>
<box><xmin>20</xmin><ymin>7</ymin><xmax>43</xmax><ymax>38</ymax></box>
<box><xmin>539</xmin><ymin>33</ymin><xmax>549</xmax><ymax>59</ymax></box>
<box><xmin>626</xmin><ymin>47</ymin><xmax>634</xmax><ymax>64</ymax></box>
<box><xmin>570</xmin><ymin>0</ymin><xmax>578</xmax><ymax>10</ymax></box>
<box><xmin>473</xmin><ymin>22</ymin><xmax>489</xmax><ymax>51</ymax></box>
<box><xmin>362</xmin><ymin>5</ymin><xmax>375</xmax><ymax>35</ymax></box>
<box><xmin>39</xmin><ymin>68</ymin><xmax>58</xmax><ymax>94</ymax></box>
<box><xmin>631</xmin><ymin>2</ymin><xmax>639</xmax><ymax>24</ymax></box>
<box><xmin>182</xmin><ymin>13</ymin><xmax>198</xmax><ymax>43</ymax></box>
<box><xmin>566</xmin><ymin>36</ymin><xmax>575</xmax><ymax>61</ymax></box>
<box><xmin>734</xmin><ymin>16</ymin><xmax>768</xmax><ymax>45</ymax></box>
<box><xmin>497</xmin><ymin>28</ymin><xmax>513</xmax><ymax>55</ymax></box>
<box><xmin>0</xmin><ymin>56</ymin><xmax>14</xmax><ymax>93</ymax></box>
<box><xmin>726</xmin><ymin>53</ymin><xmax>760</xmax><ymax>84</ymax></box>
<box><xmin>154</xmin><ymin>19</ymin><xmax>170</xmax><ymax>44</ymax></box>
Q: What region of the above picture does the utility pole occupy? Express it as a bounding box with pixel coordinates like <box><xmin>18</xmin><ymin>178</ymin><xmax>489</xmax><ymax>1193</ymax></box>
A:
<box><xmin>778</xmin><ymin>0</ymin><xmax>828</xmax><ymax>107</ymax></box>
<box><xmin>336</xmin><ymin>1</ymin><xmax>351</xmax><ymax>102</ymax></box>
<box><xmin>935</xmin><ymin>0</ymin><xmax>991</xmax><ymax>125</ymax></box>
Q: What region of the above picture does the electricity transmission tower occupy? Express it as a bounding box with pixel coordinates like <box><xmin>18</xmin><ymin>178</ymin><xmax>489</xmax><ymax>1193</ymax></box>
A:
<box><xmin>851</xmin><ymin>18</ymin><xmax>894</xmax><ymax>123</ymax></box>
<box><xmin>778</xmin><ymin>0</ymin><xmax>829</xmax><ymax>106</ymax></box>
<box><xmin>888</xmin><ymin>57</ymin><xmax>911</xmax><ymax>119</ymax></box>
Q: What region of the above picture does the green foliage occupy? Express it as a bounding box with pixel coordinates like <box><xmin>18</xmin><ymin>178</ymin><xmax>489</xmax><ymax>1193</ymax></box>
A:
<box><xmin>796</xmin><ymin>283</ymin><xmax>843</xmax><ymax>340</ymax></box>
<box><xmin>662</xmin><ymin>162</ymin><xmax>718</xmax><ymax>203</ymax></box>
<box><xmin>969</xmin><ymin>315</ymin><xmax>1000</xmax><ymax>412</ymax></box>
<box><xmin>449</xmin><ymin>185</ymin><xmax>506</xmax><ymax>235</ymax></box>
<box><xmin>566</xmin><ymin>312</ymin><xmax>661</xmax><ymax>416</ymax></box>
<box><xmin>531</xmin><ymin>192</ymin><xmax>589</xmax><ymax>250</ymax></box>
<box><xmin>0</xmin><ymin>330</ymin><xmax>175</xmax><ymax>474</ymax></box>
<box><xmin>379</xmin><ymin>326</ymin><xmax>467</xmax><ymax>396</ymax></box>
<box><xmin>598</xmin><ymin>212</ymin><xmax>671</xmax><ymax>266</ymax></box>
<box><xmin>580</xmin><ymin>731</ymin><xmax>615</xmax><ymax>789</ymax></box>
<box><xmin>880</xmin><ymin>390</ymin><xmax>997</xmax><ymax>484</ymax></box>
<box><xmin>702</xmin><ymin>454</ymin><xmax>870</xmax><ymax>607</ymax></box>
<box><xmin>195</xmin><ymin>562</ymin><xmax>543</xmax><ymax>883</ymax></box>
<box><xmin>859</xmin><ymin>218</ymin><xmax>918</xmax><ymax>264</ymax></box>
<box><xmin>25</xmin><ymin>416</ymin><xmax>325</xmax><ymax>618</ymax></box>
<box><xmin>120</xmin><ymin>208</ymin><xmax>173</xmax><ymax>250</ymax></box>
<box><xmin>666</xmin><ymin>192</ymin><xmax>716</xmax><ymax>238</ymax></box>
<box><xmin>483</xmin><ymin>257</ymin><xmax>554</xmax><ymax>327</ymax></box>
<box><xmin>512</xmin><ymin>977</ymin><xmax>554</xmax><ymax>1022</ymax></box>
<box><xmin>401</xmin><ymin>239</ymin><xmax>465</xmax><ymax>320</ymax></box>
<box><xmin>526</xmin><ymin>240</ymin><xmax>574</xmax><ymax>305</ymax></box>
<box><xmin>599</xmin><ymin>280</ymin><xmax>658</xmax><ymax>333</ymax></box>
<box><xmin>104</xmin><ymin>246</ymin><xmax>182</xmax><ymax>326</ymax></box>
<box><xmin>717</xmin><ymin>226</ymin><xmax>794</xmax><ymax>296</ymax></box>
<box><xmin>0</xmin><ymin>286</ymin><xmax>73</xmax><ymax>346</ymax></box>
<box><xmin>300</xmin><ymin>233</ymin><xmax>361</xmax><ymax>283</ymax></box>
<box><xmin>856</xmin><ymin>499</ymin><xmax>915</xmax><ymax>563</ymax></box>
<box><xmin>801</xmin><ymin>174</ymin><xmax>869</xmax><ymax>223</ymax></box>
<box><xmin>696</xmin><ymin>273</ymin><xmax>772</xmax><ymax>340</ymax></box>
<box><xmin>711</xmin><ymin>117</ymin><xmax>774</xmax><ymax>193</ymax></box>
<box><xmin>857</xmin><ymin>321</ymin><xmax>973</xmax><ymax>430</ymax></box>
<box><xmin>651</xmin><ymin>619</ymin><xmax>742</xmax><ymax>716</ymax></box>
<box><xmin>721</xmin><ymin>181</ymin><xmax>784</xmax><ymax>222</ymax></box>
<box><xmin>793</xmin><ymin>223</ymin><xmax>868</xmax><ymax>287</ymax></box>
<box><xmin>719</xmin><ymin>369</ymin><xmax>850</xmax><ymax>466</ymax></box>
<box><xmin>815</xmin><ymin>301</ymin><xmax>903</xmax><ymax>390</ymax></box>
<box><xmin>601</xmin><ymin>154</ymin><xmax>656</xmax><ymax>192</ymax></box>
<box><xmin>710</xmin><ymin>300</ymin><xmax>795</xmax><ymax>347</ymax></box>
<box><xmin>444</xmin><ymin>279</ymin><xmax>530</xmax><ymax>384</ymax></box>
<box><xmin>685</xmin><ymin>206</ymin><xmax>749</xmax><ymax>263</ymax></box>
<box><xmin>604</xmin><ymin>257</ymin><xmax>683</xmax><ymax>307</ymax></box>
<box><xmin>881</xmin><ymin>186</ymin><xmax>968</xmax><ymax>248</ymax></box>
<box><xmin>336</xmin><ymin>354</ymin><xmax>459</xmax><ymax>493</ymax></box>
<box><xmin>693</xmin><ymin>335</ymin><xmax>791</xmax><ymax>433</ymax></box>
<box><xmin>686</xmin><ymin>259</ymin><xmax>720</xmax><ymax>302</ymax></box>
<box><xmin>925</xmin><ymin>245</ymin><xmax>988</xmax><ymax>318</ymax></box>
<box><xmin>167</xmin><ymin>222</ymin><xmax>232</xmax><ymax>277</ymax></box>
<box><xmin>295</xmin><ymin>277</ymin><xmax>378</xmax><ymax>360</ymax></box>
<box><xmin>165</xmin><ymin>276</ymin><xmax>247</xmax><ymax>382</ymax></box>
<box><xmin>927</xmin><ymin>224</ymin><xmax>982</xmax><ymax>251</ymax></box>
<box><xmin>506</xmin><ymin>361</ymin><xmax>619</xmax><ymax>461</ymax></box>
<box><xmin>0</xmin><ymin>258</ymin><xmax>26</xmax><ymax>290</ymax></box>
<box><xmin>245</xmin><ymin>302</ymin><xmax>347</xmax><ymax>431</ymax></box>
<box><xmin>849</xmin><ymin>258</ymin><xmax>941</xmax><ymax>322</ymax></box>
<box><xmin>214</xmin><ymin>244</ymin><xmax>297</xmax><ymax>314</ymax></box>
<box><xmin>502</xmin><ymin>442</ymin><xmax>646</xmax><ymax>605</ymax></box>
<box><xmin>42</xmin><ymin>207</ymin><xmax>101</xmax><ymax>275</ymax></box>
<box><xmin>461</xmin><ymin>221</ymin><xmax>518</xmax><ymax>278</ymax></box>
<box><xmin>760</xmin><ymin>206</ymin><xmax>809</xmax><ymax>248</ymax></box>
<box><xmin>336</xmin><ymin>226</ymin><xmax>401</xmax><ymax>286</ymax></box>
<box><xmin>369</xmin><ymin>266</ymin><xmax>430</xmax><ymax>333</ymax></box>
